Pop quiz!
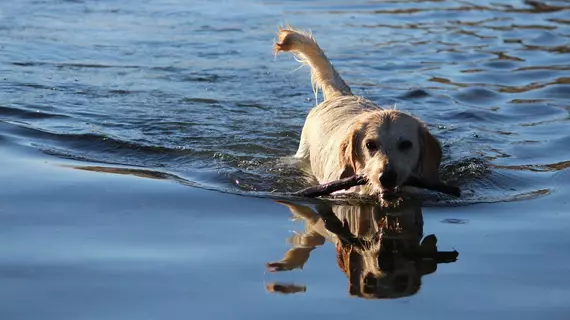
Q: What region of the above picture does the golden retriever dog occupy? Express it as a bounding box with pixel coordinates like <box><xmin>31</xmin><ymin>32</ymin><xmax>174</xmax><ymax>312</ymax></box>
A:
<box><xmin>274</xmin><ymin>26</ymin><xmax>443</xmax><ymax>196</ymax></box>
<box><xmin>265</xmin><ymin>200</ymin><xmax>458</xmax><ymax>299</ymax></box>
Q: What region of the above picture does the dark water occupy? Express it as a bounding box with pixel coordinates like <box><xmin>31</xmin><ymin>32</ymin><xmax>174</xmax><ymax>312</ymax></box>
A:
<box><xmin>1</xmin><ymin>0</ymin><xmax>570</xmax><ymax>319</ymax></box>
<box><xmin>2</xmin><ymin>0</ymin><xmax>568</xmax><ymax>203</ymax></box>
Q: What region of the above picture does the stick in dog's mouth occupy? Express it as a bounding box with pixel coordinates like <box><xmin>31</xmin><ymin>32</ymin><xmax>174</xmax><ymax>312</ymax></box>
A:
<box><xmin>292</xmin><ymin>175</ymin><xmax>460</xmax><ymax>198</ymax></box>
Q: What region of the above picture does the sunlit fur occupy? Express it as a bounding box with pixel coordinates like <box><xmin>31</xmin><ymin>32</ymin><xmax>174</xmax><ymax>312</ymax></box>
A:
<box><xmin>274</xmin><ymin>25</ymin><xmax>443</xmax><ymax>196</ymax></box>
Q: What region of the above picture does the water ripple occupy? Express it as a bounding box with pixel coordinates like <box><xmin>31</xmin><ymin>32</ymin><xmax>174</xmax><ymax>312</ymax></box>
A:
<box><xmin>1</xmin><ymin>0</ymin><xmax>569</xmax><ymax>205</ymax></box>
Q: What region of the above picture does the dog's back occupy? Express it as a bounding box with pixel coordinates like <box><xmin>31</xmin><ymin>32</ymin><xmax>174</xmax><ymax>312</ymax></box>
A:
<box><xmin>302</xmin><ymin>96</ymin><xmax>378</xmax><ymax>183</ymax></box>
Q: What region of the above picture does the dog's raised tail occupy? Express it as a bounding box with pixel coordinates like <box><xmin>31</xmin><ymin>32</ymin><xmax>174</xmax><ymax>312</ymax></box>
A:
<box><xmin>274</xmin><ymin>25</ymin><xmax>352</xmax><ymax>102</ymax></box>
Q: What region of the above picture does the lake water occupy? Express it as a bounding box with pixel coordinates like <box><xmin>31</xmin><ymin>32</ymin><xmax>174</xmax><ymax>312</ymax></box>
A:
<box><xmin>1</xmin><ymin>0</ymin><xmax>569</xmax><ymax>319</ymax></box>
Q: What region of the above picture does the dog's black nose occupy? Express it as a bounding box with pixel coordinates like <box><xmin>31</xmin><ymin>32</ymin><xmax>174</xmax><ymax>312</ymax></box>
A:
<box><xmin>379</xmin><ymin>170</ymin><xmax>397</xmax><ymax>188</ymax></box>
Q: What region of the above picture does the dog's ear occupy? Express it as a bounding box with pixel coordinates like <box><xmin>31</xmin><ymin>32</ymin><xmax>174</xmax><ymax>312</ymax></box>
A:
<box><xmin>337</xmin><ymin>243</ymin><xmax>365</xmax><ymax>297</ymax></box>
<box><xmin>339</xmin><ymin>128</ymin><xmax>360</xmax><ymax>179</ymax></box>
<box><xmin>336</xmin><ymin>242</ymin><xmax>362</xmax><ymax>296</ymax></box>
<box><xmin>335</xmin><ymin>242</ymin><xmax>351</xmax><ymax>277</ymax></box>
<box><xmin>417</xmin><ymin>126</ymin><xmax>443</xmax><ymax>184</ymax></box>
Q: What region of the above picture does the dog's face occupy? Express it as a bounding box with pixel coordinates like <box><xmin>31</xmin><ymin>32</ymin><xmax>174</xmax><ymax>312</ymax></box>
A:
<box><xmin>336</xmin><ymin>240</ymin><xmax>425</xmax><ymax>299</ymax></box>
<box><xmin>339</xmin><ymin>110</ymin><xmax>442</xmax><ymax>194</ymax></box>
<box><xmin>336</xmin><ymin>231</ymin><xmax>437</xmax><ymax>300</ymax></box>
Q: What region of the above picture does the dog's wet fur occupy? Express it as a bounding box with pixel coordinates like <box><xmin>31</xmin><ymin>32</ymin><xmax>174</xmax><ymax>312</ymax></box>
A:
<box><xmin>274</xmin><ymin>26</ymin><xmax>444</xmax><ymax>197</ymax></box>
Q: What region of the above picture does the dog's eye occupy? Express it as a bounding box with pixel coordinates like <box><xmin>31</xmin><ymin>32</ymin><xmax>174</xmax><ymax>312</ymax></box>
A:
<box><xmin>365</xmin><ymin>141</ymin><xmax>377</xmax><ymax>151</ymax></box>
<box><xmin>399</xmin><ymin>140</ymin><xmax>413</xmax><ymax>151</ymax></box>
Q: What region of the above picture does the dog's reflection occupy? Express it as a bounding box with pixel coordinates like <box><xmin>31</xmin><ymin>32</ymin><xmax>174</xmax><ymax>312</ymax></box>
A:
<box><xmin>266</xmin><ymin>200</ymin><xmax>458</xmax><ymax>299</ymax></box>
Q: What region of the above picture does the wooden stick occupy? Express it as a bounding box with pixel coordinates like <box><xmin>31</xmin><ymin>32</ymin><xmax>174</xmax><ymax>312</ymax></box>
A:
<box><xmin>292</xmin><ymin>175</ymin><xmax>368</xmax><ymax>197</ymax></box>
<box><xmin>404</xmin><ymin>176</ymin><xmax>461</xmax><ymax>197</ymax></box>
<box><xmin>292</xmin><ymin>175</ymin><xmax>460</xmax><ymax>198</ymax></box>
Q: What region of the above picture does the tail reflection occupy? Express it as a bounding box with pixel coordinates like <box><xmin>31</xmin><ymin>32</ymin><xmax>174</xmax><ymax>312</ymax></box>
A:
<box><xmin>265</xmin><ymin>283</ymin><xmax>307</xmax><ymax>295</ymax></box>
<box><xmin>266</xmin><ymin>200</ymin><xmax>458</xmax><ymax>299</ymax></box>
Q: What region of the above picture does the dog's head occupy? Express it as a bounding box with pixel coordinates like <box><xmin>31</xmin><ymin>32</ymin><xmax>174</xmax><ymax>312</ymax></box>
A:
<box><xmin>335</xmin><ymin>233</ymin><xmax>444</xmax><ymax>299</ymax></box>
<box><xmin>332</xmin><ymin>202</ymin><xmax>427</xmax><ymax>299</ymax></box>
<box><xmin>335</xmin><ymin>243</ymin><xmax>421</xmax><ymax>299</ymax></box>
<box><xmin>339</xmin><ymin>110</ymin><xmax>442</xmax><ymax>195</ymax></box>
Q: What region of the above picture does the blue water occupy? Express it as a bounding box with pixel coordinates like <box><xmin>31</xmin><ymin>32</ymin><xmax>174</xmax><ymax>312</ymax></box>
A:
<box><xmin>1</xmin><ymin>0</ymin><xmax>569</xmax><ymax>319</ymax></box>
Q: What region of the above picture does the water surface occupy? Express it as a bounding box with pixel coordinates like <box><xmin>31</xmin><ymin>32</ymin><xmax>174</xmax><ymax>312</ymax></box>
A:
<box><xmin>1</xmin><ymin>0</ymin><xmax>569</xmax><ymax>319</ymax></box>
